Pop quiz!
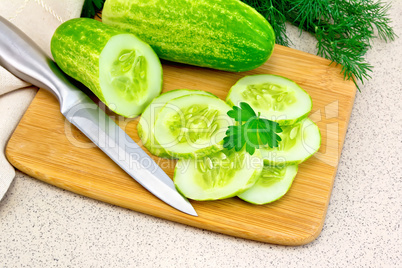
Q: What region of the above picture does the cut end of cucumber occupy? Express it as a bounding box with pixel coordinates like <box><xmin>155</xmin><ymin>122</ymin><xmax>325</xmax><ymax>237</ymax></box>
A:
<box><xmin>99</xmin><ymin>34</ymin><xmax>162</xmax><ymax>118</ymax></box>
<box><xmin>226</xmin><ymin>74</ymin><xmax>312</xmax><ymax>125</ymax></box>
<box><xmin>260</xmin><ymin>118</ymin><xmax>321</xmax><ymax>165</ymax></box>
<box><xmin>238</xmin><ymin>165</ymin><xmax>298</xmax><ymax>205</ymax></box>
<box><xmin>174</xmin><ymin>149</ymin><xmax>263</xmax><ymax>201</ymax></box>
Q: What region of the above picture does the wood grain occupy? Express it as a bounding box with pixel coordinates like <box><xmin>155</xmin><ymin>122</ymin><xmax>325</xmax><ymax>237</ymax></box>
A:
<box><xmin>6</xmin><ymin>44</ymin><xmax>356</xmax><ymax>245</ymax></box>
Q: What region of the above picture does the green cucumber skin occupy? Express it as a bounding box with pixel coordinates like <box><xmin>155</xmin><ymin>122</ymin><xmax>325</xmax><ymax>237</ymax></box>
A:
<box><xmin>103</xmin><ymin>0</ymin><xmax>275</xmax><ymax>72</ymax></box>
<box><xmin>51</xmin><ymin>18</ymin><xmax>121</xmax><ymax>103</ymax></box>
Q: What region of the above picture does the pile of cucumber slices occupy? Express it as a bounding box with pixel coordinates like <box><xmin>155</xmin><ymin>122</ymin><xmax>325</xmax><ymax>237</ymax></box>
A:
<box><xmin>138</xmin><ymin>74</ymin><xmax>321</xmax><ymax>205</ymax></box>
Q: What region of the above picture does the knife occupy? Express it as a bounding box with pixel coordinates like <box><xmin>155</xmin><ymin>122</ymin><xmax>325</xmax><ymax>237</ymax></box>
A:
<box><xmin>0</xmin><ymin>17</ymin><xmax>197</xmax><ymax>216</ymax></box>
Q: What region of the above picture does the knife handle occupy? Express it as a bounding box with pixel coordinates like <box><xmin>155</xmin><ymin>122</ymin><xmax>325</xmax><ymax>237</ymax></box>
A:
<box><xmin>0</xmin><ymin>16</ymin><xmax>86</xmax><ymax>113</ymax></box>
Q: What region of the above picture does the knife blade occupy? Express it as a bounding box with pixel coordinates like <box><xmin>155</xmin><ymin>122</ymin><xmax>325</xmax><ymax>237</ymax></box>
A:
<box><xmin>0</xmin><ymin>16</ymin><xmax>197</xmax><ymax>216</ymax></box>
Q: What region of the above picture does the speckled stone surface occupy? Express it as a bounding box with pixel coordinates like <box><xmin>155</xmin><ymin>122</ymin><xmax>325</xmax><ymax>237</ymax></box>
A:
<box><xmin>1</xmin><ymin>2</ymin><xmax>401</xmax><ymax>267</ymax></box>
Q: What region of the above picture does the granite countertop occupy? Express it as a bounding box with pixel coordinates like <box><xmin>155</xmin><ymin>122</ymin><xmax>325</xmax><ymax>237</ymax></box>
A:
<box><xmin>0</xmin><ymin>2</ymin><xmax>401</xmax><ymax>267</ymax></box>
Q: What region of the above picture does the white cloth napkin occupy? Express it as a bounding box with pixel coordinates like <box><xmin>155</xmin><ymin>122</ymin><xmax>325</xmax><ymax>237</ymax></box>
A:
<box><xmin>0</xmin><ymin>0</ymin><xmax>85</xmax><ymax>199</ymax></box>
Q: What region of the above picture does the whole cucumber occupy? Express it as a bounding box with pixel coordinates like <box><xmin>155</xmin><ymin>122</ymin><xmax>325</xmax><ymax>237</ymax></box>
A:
<box><xmin>102</xmin><ymin>0</ymin><xmax>275</xmax><ymax>72</ymax></box>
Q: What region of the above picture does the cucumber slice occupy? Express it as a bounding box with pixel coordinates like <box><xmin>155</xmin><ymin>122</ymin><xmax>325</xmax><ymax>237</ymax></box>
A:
<box><xmin>99</xmin><ymin>34</ymin><xmax>162</xmax><ymax>117</ymax></box>
<box><xmin>138</xmin><ymin>89</ymin><xmax>216</xmax><ymax>158</ymax></box>
<box><xmin>238</xmin><ymin>165</ymin><xmax>298</xmax><ymax>204</ymax></box>
<box><xmin>174</xmin><ymin>149</ymin><xmax>263</xmax><ymax>200</ymax></box>
<box><xmin>154</xmin><ymin>94</ymin><xmax>232</xmax><ymax>159</ymax></box>
<box><xmin>260</xmin><ymin>118</ymin><xmax>321</xmax><ymax>165</ymax></box>
<box><xmin>226</xmin><ymin>74</ymin><xmax>312</xmax><ymax>126</ymax></box>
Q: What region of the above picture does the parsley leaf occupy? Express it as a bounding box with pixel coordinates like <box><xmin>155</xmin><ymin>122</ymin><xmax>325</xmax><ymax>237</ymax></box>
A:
<box><xmin>245</xmin><ymin>119</ymin><xmax>259</xmax><ymax>155</ymax></box>
<box><xmin>227</xmin><ymin>102</ymin><xmax>256</xmax><ymax>122</ymax></box>
<box><xmin>223</xmin><ymin>125</ymin><xmax>245</xmax><ymax>152</ymax></box>
<box><xmin>81</xmin><ymin>0</ymin><xmax>105</xmax><ymax>18</ymax></box>
<box><xmin>258</xmin><ymin>118</ymin><xmax>282</xmax><ymax>148</ymax></box>
<box><xmin>223</xmin><ymin>102</ymin><xmax>282</xmax><ymax>155</ymax></box>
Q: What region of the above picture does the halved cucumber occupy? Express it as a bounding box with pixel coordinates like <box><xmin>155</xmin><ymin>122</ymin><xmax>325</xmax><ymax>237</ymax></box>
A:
<box><xmin>138</xmin><ymin>89</ymin><xmax>216</xmax><ymax>158</ymax></box>
<box><xmin>154</xmin><ymin>94</ymin><xmax>232</xmax><ymax>159</ymax></box>
<box><xmin>226</xmin><ymin>74</ymin><xmax>312</xmax><ymax>126</ymax></box>
<box><xmin>51</xmin><ymin>18</ymin><xmax>162</xmax><ymax>118</ymax></box>
<box><xmin>174</xmin><ymin>149</ymin><xmax>263</xmax><ymax>201</ymax></box>
<box><xmin>238</xmin><ymin>165</ymin><xmax>298</xmax><ymax>205</ymax></box>
<box><xmin>260</xmin><ymin>118</ymin><xmax>321</xmax><ymax>165</ymax></box>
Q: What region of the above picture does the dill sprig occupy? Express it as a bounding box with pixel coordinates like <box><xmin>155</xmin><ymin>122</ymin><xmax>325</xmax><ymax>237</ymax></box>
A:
<box><xmin>242</xmin><ymin>0</ymin><xmax>396</xmax><ymax>89</ymax></box>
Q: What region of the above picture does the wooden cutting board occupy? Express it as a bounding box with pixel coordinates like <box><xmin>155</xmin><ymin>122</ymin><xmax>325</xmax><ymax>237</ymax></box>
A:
<box><xmin>6</xmin><ymin>44</ymin><xmax>356</xmax><ymax>245</ymax></box>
